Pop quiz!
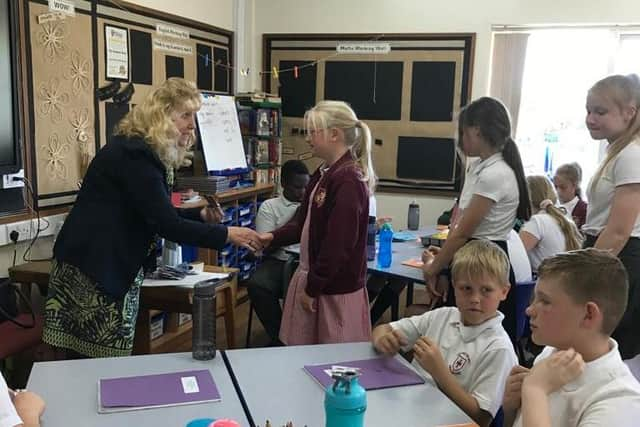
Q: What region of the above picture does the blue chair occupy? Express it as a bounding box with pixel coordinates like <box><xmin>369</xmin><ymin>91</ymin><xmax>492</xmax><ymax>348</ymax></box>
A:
<box><xmin>515</xmin><ymin>279</ymin><xmax>536</xmax><ymax>363</ymax></box>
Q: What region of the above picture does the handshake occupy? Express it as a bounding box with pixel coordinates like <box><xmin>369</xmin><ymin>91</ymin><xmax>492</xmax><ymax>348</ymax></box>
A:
<box><xmin>226</xmin><ymin>226</ymin><xmax>274</xmax><ymax>253</ymax></box>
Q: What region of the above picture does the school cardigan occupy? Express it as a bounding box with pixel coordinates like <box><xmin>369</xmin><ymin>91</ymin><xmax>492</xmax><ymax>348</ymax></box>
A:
<box><xmin>571</xmin><ymin>199</ymin><xmax>588</xmax><ymax>230</ymax></box>
<box><xmin>53</xmin><ymin>134</ymin><xmax>228</xmax><ymax>299</ymax></box>
<box><xmin>271</xmin><ymin>152</ymin><xmax>369</xmax><ymax>297</ymax></box>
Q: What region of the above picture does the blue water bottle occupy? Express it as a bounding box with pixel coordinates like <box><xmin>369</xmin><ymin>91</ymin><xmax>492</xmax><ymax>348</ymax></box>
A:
<box><xmin>325</xmin><ymin>371</ymin><xmax>366</xmax><ymax>427</ymax></box>
<box><xmin>377</xmin><ymin>223</ymin><xmax>393</xmax><ymax>268</ymax></box>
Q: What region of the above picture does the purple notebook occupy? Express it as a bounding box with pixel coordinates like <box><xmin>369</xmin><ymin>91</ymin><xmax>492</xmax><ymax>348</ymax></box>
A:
<box><xmin>303</xmin><ymin>357</ymin><xmax>425</xmax><ymax>391</ymax></box>
<box><xmin>98</xmin><ymin>369</ymin><xmax>220</xmax><ymax>413</ymax></box>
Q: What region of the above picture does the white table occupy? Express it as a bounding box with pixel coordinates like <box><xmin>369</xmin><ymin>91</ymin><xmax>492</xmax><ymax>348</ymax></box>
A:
<box><xmin>224</xmin><ymin>342</ymin><xmax>471</xmax><ymax>427</ymax></box>
<box><xmin>27</xmin><ymin>352</ymin><xmax>250</xmax><ymax>427</ymax></box>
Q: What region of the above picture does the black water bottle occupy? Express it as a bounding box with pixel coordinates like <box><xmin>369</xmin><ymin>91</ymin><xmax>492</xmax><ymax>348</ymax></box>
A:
<box><xmin>192</xmin><ymin>280</ymin><xmax>217</xmax><ymax>360</ymax></box>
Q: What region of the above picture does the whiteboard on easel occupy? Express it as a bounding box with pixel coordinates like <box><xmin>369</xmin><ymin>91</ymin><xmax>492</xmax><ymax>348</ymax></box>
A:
<box><xmin>196</xmin><ymin>93</ymin><xmax>247</xmax><ymax>172</ymax></box>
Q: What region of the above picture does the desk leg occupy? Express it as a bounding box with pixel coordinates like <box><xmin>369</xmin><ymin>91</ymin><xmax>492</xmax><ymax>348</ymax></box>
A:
<box><xmin>406</xmin><ymin>281</ymin><xmax>415</xmax><ymax>307</ymax></box>
<box><xmin>222</xmin><ymin>287</ymin><xmax>236</xmax><ymax>349</ymax></box>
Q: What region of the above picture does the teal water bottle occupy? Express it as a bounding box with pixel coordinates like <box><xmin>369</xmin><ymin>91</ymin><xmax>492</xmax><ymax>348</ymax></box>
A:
<box><xmin>325</xmin><ymin>371</ymin><xmax>366</xmax><ymax>427</ymax></box>
<box><xmin>377</xmin><ymin>223</ymin><xmax>393</xmax><ymax>268</ymax></box>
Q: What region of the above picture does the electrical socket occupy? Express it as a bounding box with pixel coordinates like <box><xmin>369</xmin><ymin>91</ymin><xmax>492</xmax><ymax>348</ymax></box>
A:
<box><xmin>3</xmin><ymin>213</ymin><xmax>67</xmax><ymax>244</ymax></box>
<box><xmin>1</xmin><ymin>169</ymin><xmax>25</xmax><ymax>189</ymax></box>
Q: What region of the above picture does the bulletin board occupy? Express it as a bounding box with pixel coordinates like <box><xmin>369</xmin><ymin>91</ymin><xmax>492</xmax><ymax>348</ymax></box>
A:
<box><xmin>22</xmin><ymin>0</ymin><xmax>233</xmax><ymax>208</ymax></box>
<box><xmin>264</xmin><ymin>34</ymin><xmax>474</xmax><ymax>194</ymax></box>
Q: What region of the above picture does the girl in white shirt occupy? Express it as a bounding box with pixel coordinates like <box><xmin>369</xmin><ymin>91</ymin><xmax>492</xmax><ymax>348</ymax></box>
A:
<box><xmin>520</xmin><ymin>175</ymin><xmax>582</xmax><ymax>272</ymax></box>
<box><xmin>423</xmin><ymin>97</ymin><xmax>531</xmax><ymax>341</ymax></box>
<box><xmin>583</xmin><ymin>74</ymin><xmax>640</xmax><ymax>359</ymax></box>
<box><xmin>0</xmin><ymin>374</ymin><xmax>45</xmax><ymax>427</ymax></box>
<box><xmin>553</xmin><ymin>162</ymin><xmax>588</xmax><ymax>230</ymax></box>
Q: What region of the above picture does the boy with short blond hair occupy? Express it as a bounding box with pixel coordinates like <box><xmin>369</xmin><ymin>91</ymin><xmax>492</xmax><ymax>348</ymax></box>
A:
<box><xmin>373</xmin><ymin>240</ymin><xmax>517</xmax><ymax>427</ymax></box>
<box><xmin>503</xmin><ymin>248</ymin><xmax>640</xmax><ymax>427</ymax></box>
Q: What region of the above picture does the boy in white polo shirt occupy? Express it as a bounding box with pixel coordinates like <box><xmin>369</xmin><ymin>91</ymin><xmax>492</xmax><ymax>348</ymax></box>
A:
<box><xmin>372</xmin><ymin>240</ymin><xmax>517</xmax><ymax>427</ymax></box>
<box><xmin>503</xmin><ymin>249</ymin><xmax>640</xmax><ymax>427</ymax></box>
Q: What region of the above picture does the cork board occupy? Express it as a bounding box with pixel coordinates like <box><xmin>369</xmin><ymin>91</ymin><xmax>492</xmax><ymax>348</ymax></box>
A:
<box><xmin>264</xmin><ymin>34</ymin><xmax>474</xmax><ymax>193</ymax></box>
<box><xmin>22</xmin><ymin>0</ymin><xmax>233</xmax><ymax>208</ymax></box>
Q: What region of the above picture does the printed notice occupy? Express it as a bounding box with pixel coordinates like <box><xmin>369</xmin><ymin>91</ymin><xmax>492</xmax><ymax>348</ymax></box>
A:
<box><xmin>105</xmin><ymin>26</ymin><xmax>129</xmax><ymax>80</ymax></box>
<box><xmin>156</xmin><ymin>23</ymin><xmax>190</xmax><ymax>40</ymax></box>
<box><xmin>48</xmin><ymin>0</ymin><xmax>75</xmax><ymax>16</ymax></box>
<box><xmin>336</xmin><ymin>42</ymin><xmax>391</xmax><ymax>54</ymax></box>
<box><xmin>153</xmin><ymin>39</ymin><xmax>193</xmax><ymax>56</ymax></box>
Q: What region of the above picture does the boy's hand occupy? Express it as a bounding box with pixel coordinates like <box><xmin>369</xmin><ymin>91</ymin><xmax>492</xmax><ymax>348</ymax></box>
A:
<box><xmin>12</xmin><ymin>391</ymin><xmax>45</xmax><ymax>425</ymax></box>
<box><xmin>503</xmin><ymin>365</ymin><xmax>530</xmax><ymax>412</ymax></box>
<box><xmin>373</xmin><ymin>328</ymin><xmax>408</xmax><ymax>355</ymax></box>
<box><xmin>413</xmin><ymin>336</ymin><xmax>448</xmax><ymax>380</ymax></box>
<box><xmin>524</xmin><ymin>348</ymin><xmax>585</xmax><ymax>395</ymax></box>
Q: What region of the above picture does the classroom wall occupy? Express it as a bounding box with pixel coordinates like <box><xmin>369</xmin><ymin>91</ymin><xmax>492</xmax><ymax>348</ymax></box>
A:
<box><xmin>127</xmin><ymin>0</ymin><xmax>235</xmax><ymax>30</ymax></box>
<box><xmin>247</xmin><ymin>0</ymin><xmax>640</xmax><ymax>225</ymax></box>
<box><xmin>0</xmin><ymin>0</ymin><xmax>236</xmax><ymax>277</ymax></box>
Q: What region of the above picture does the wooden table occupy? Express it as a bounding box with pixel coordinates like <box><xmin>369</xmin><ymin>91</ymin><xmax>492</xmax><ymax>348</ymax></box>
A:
<box><xmin>8</xmin><ymin>262</ymin><xmax>238</xmax><ymax>352</ymax></box>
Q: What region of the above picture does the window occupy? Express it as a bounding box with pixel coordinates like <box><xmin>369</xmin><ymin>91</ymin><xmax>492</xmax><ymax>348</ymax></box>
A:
<box><xmin>499</xmin><ymin>28</ymin><xmax>639</xmax><ymax>198</ymax></box>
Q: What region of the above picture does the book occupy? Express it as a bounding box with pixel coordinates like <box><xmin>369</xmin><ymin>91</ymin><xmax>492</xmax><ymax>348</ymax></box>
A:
<box><xmin>98</xmin><ymin>369</ymin><xmax>221</xmax><ymax>413</ymax></box>
<box><xmin>303</xmin><ymin>357</ymin><xmax>425</xmax><ymax>391</ymax></box>
<box><xmin>402</xmin><ymin>258</ymin><xmax>424</xmax><ymax>268</ymax></box>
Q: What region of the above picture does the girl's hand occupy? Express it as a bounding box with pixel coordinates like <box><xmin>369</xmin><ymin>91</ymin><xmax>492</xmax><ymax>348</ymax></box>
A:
<box><xmin>200</xmin><ymin>205</ymin><xmax>224</xmax><ymax>224</ymax></box>
<box><xmin>300</xmin><ymin>289</ymin><xmax>316</xmax><ymax>312</ymax></box>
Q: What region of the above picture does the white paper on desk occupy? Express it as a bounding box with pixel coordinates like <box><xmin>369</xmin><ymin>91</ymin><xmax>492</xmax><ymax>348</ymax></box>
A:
<box><xmin>141</xmin><ymin>272</ymin><xmax>229</xmax><ymax>287</ymax></box>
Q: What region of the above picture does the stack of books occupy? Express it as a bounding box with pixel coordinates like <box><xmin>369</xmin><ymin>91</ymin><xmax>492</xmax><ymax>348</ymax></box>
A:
<box><xmin>176</xmin><ymin>176</ymin><xmax>230</xmax><ymax>194</ymax></box>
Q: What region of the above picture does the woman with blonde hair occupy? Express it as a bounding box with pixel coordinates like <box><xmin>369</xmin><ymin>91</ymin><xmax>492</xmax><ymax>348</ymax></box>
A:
<box><xmin>583</xmin><ymin>74</ymin><xmax>640</xmax><ymax>359</ymax></box>
<box><xmin>258</xmin><ymin>100</ymin><xmax>376</xmax><ymax>345</ymax></box>
<box><xmin>519</xmin><ymin>175</ymin><xmax>583</xmax><ymax>272</ymax></box>
<box><xmin>43</xmin><ymin>78</ymin><xmax>261</xmax><ymax>358</ymax></box>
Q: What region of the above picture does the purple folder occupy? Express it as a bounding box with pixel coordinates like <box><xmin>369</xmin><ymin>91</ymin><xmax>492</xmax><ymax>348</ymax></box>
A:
<box><xmin>303</xmin><ymin>357</ymin><xmax>425</xmax><ymax>391</ymax></box>
<box><xmin>99</xmin><ymin>369</ymin><xmax>220</xmax><ymax>413</ymax></box>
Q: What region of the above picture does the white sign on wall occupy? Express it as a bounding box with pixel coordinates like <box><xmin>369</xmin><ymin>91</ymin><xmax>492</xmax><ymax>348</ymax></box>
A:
<box><xmin>153</xmin><ymin>39</ymin><xmax>194</xmax><ymax>56</ymax></box>
<box><xmin>336</xmin><ymin>42</ymin><xmax>391</xmax><ymax>54</ymax></box>
<box><xmin>48</xmin><ymin>0</ymin><xmax>75</xmax><ymax>16</ymax></box>
<box><xmin>156</xmin><ymin>24</ymin><xmax>190</xmax><ymax>40</ymax></box>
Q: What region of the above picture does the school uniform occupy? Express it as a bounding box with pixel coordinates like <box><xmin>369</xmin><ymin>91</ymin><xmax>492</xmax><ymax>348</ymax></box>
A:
<box><xmin>521</xmin><ymin>212</ymin><xmax>567</xmax><ymax>272</ymax></box>
<box><xmin>560</xmin><ymin>196</ymin><xmax>587</xmax><ymax>230</ymax></box>
<box><xmin>513</xmin><ymin>340</ymin><xmax>640</xmax><ymax>427</ymax></box>
<box><xmin>272</xmin><ymin>151</ymin><xmax>371</xmax><ymax>345</ymax></box>
<box><xmin>391</xmin><ymin>307</ymin><xmax>517</xmax><ymax>417</ymax></box>
<box><xmin>247</xmin><ymin>194</ymin><xmax>301</xmax><ymax>342</ymax></box>
<box><xmin>454</xmin><ymin>153</ymin><xmax>520</xmax><ymax>340</ymax></box>
<box><xmin>584</xmin><ymin>140</ymin><xmax>640</xmax><ymax>359</ymax></box>
<box><xmin>0</xmin><ymin>375</ymin><xmax>21</xmax><ymax>427</ymax></box>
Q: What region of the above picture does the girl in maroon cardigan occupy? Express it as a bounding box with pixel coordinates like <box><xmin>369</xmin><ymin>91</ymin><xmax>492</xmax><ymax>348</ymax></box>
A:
<box><xmin>259</xmin><ymin>100</ymin><xmax>376</xmax><ymax>345</ymax></box>
<box><xmin>553</xmin><ymin>162</ymin><xmax>588</xmax><ymax>230</ymax></box>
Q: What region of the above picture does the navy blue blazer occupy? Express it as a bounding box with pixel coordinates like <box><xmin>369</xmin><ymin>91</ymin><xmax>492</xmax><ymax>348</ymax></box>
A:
<box><xmin>54</xmin><ymin>134</ymin><xmax>228</xmax><ymax>299</ymax></box>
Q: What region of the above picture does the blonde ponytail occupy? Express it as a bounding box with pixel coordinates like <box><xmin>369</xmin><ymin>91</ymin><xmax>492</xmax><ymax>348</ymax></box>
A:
<box><xmin>588</xmin><ymin>74</ymin><xmax>640</xmax><ymax>193</ymax></box>
<box><xmin>527</xmin><ymin>175</ymin><xmax>583</xmax><ymax>251</ymax></box>
<box><xmin>304</xmin><ymin>100</ymin><xmax>377</xmax><ymax>193</ymax></box>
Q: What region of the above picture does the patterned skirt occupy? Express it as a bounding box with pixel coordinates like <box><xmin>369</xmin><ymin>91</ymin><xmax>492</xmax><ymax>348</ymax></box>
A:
<box><xmin>42</xmin><ymin>260</ymin><xmax>142</xmax><ymax>358</ymax></box>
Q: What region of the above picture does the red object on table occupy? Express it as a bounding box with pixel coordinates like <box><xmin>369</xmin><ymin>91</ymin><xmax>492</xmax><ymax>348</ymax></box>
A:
<box><xmin>171</xmin><ymin>192</ymin><xmax>181</xmax><ymax>207</ymax></box>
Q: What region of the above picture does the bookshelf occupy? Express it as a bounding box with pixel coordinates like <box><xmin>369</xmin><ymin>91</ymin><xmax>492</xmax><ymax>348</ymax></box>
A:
<box><xmin>236</xmin><ymin>94</ymin><xmax>283</xmax><ymax>193</ymax></box>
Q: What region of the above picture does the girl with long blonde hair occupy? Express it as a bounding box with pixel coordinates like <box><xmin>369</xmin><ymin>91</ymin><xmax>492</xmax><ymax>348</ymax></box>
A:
<box><xmin>520</xmin><ymin>175</ymin><xmax>583</xmax><ymax>271</ymax></box>
<box><xmin>259</xmin><ymin>100</ymin><xmax>376</xmax><ymax>345</ymax></box>
<box><xmin>583</xmin><ymin>74</ymin><xmax>640</xmax><ymax>359</ymax></box>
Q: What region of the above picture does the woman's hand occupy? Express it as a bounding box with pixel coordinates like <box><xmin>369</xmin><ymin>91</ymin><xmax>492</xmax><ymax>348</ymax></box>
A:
<box><xmin>257</xmin><ymin>232</ymin><xmax>274</xmax><ymax>249</ymax></box>
<box><xmin>226</xmin><ymin>226</ymin><xmax>263</xmax><ymax>252</ymax></box>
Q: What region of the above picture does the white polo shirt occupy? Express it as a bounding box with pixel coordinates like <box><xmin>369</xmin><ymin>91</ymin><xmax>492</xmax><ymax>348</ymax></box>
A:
<box><xmin>256</xmin><ymin>194</ymin><xmax>300</xmax><ymax>261</ymax></box>
<box><xmin>0</xmin><ymin>375</ymin><xmax>21</xmax><ymax>427</ymax></box>
<box><xmin>513</xmin><ymin>340</ymin><xmax>640</xmax><ymax>427</ymax></box>
<box><xmin>459</xmin><ymin>153</ymin><xmax>519</xmax><ymax>241</ymax></box>
<box><xmin>521</xmin><ymin>212</ymin><xmax>568</xmax><ymax>272</ymax></box>
<box><xmin>507</xmin><ymin>229</ymin><xmax>533</xmax><ymax>283</ymax></box>
<box><xmin>584</xmin><ymin>140</ymin><xmax>640</xmax><ymax>238</ymax></box>
<box><xmin>390</xmin><ymin>307</ymin><xmax>517</xmax><ymax>417</ymax></box>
